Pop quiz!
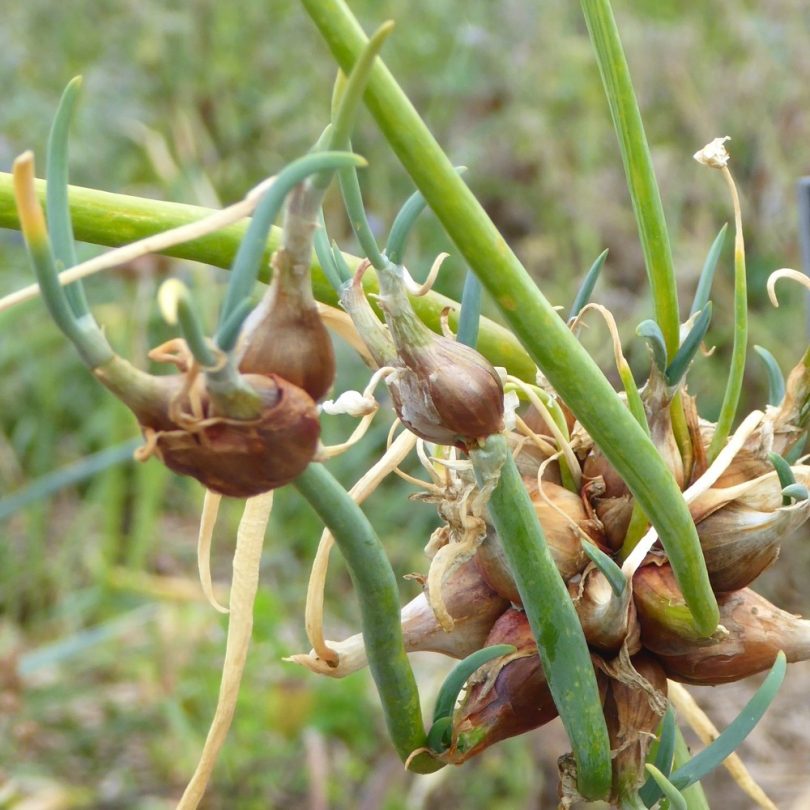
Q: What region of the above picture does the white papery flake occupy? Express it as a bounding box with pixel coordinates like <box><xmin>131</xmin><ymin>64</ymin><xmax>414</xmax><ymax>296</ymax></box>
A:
<box><xmin>694</xmin><ymin>136</ymin><xmax>731</xmax><ymax>169</ymax></box>
<box><xmin>321</xmin><ymin>390</ymin><xmax>377</xmax><ymax>417</ymax></box>
<box><xmin>503</xmin><ymin>390</ymin><xmax>520</xmax><ymax>431</ymax></box>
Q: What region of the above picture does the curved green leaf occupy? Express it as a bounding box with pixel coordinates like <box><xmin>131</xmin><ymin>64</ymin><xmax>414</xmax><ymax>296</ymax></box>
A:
<box><xmin>568</xmin><ymin>248</ymin><xmax>608</xmax><ymax>321</ymax></box>
<box><xmin>754</xmin><ymin>345</ymin><xmax>786</xmax><ymax>406</ymax></box>
<box><xmin>690</xmin><ymin>223</ymin><xmax>727</xmax><ymax>317</ymax></box>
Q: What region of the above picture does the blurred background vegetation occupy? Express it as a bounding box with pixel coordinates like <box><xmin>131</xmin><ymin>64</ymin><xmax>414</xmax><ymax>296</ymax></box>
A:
<box><xmin>2</xmin><ymin>0</ymin><xmax>810</xmax><ymax>807</ymax></box>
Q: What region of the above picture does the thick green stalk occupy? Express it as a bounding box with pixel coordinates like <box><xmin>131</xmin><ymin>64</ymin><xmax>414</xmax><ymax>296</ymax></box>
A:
<box><xmin>470</xmin><ymin>434</ymin><xmax>611</xmax><ymax>800</ymax></box>
<box><xmin>299</xmin><ymin>0</ymin><xmax>718</xmax><ymax>635</ymax></box>
<box><xmin>0</xmin><ymin>173</ymin><xmax>535</xmax><ymax>381</ymax></box>
<box><xmin>580</xmin><ymin>0</ymin><xmax>679</xmax><ymax>357</ymax></box>
<box><xmin>293</xmin><ymin>463</ymin><xmax>442</xmax><ymax>774</ymax></box>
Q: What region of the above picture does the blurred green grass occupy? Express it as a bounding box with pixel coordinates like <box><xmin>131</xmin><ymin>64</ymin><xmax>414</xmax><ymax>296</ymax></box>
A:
<box><xmin>2</xmin><ymin>0</ymin><xmax>810</xmax><ymax>807</ymax></box>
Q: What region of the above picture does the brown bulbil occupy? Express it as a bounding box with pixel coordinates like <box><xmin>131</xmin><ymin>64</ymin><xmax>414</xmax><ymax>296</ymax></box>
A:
<box><xmin>690</xmin><ymin>467</ymin><xmax>810</xmax><ymax>592</ymax></box>
<box><xmin>389</xmin><ymin>335</ymin><xmax>504</xmax><ymax>448</ymax></box>
<box><xmin>95</xmin><ymin>354</ymin><xmax>320</xmax><ymax>498</ymax></box>
<box><xmin>475</xmin><ymin>481</ymin><xmax>594</xmax><ymax>605</ymax></box>
<box><xmin>153</xmin><ymin>373</ymin><xmax>320</xmax><ymax>498</ymax></box>
<box><xmin>444</xmin><ymin>608</ymin><xmax>559</xmax><ymax>763</ymax></box>
<box><xmin>238</xmin><ymin>248</ymin><xmax>336</xmax><ymax>402</ymax></box>
<box><xmin>569</xmin><ymin>566</ymin><xmax>637</xmax><ymax>656</ymax></box>
<box><xmin>633</xmin><ymin>562</ymin><xmax>810</xmax><ymax>685</ymax></box>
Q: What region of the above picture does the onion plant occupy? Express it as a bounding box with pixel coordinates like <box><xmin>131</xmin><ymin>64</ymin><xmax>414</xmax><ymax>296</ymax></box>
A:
<box><xmin>3</xmin><ymin>0</ymin><xmax>810</xmax><ymax>807</ymax></box>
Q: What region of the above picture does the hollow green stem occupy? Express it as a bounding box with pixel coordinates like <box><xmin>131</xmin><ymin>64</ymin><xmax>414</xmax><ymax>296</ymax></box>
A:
<box><xmin>470</xmin><ymin>434</ymin><xmax>611</xmax><ymax>801</ymax></box>
<box><xmin>581</xmin><ymin>0</ymin><xmax>679</xmax><ymax>357</ymax></box>
<box><xmin>639</xmin><ymin>705</ymin><xmax>677</xmax><ymax>806</ymax></box>
<box><xmin>644</xmin><ymin>652</ymin><xmax>786</xmax><ymax>805</ymax></box>
<box><xmin>338</xmin><ymin>147</ymin><xmax>386</xmax><ymax>269</ymax></box>
<box><xmin>708</xmin><ymin>166</ymin><xmax>748</xmax><ymax>461</ymax></box>
<box><xmin>300</xmin><ymin>0</ymin><xmax>717</xmax><ymax>635</ymax></box>
<box><xmin>159</xmin><ymin>280</ymin><xmax>217</xmax><ymax>367</ymax></box>
<box><xmin>46</xmin><ymin>76</ymin><xmax>91</xmax><ymax>319</ymax></box>
<box><xmin>218</xmin><ymin>150</ymin><xmax>364</xmax><ymax>332</ymax></box>
<box><xmin>293</xmin><ymin>463</ymin><xmax>442</xmax><ymax>774</ymax></box>
<box><xmin>666</xmin><ymin>303</ymin><xmax>712</xmax><ymax>386</ymax></box>
<box><xmin>645</xmin><ymin>765</ymin><xmax>686</xmax><ymax>810</ymax></box>
<box><xmin>581</xmin><ymin>540</ymin><xmax>625</xmax><ymax>596</ymax></box>
<box><xmin>0</xmin><ymin>174</ymin><xmax>537</xmax><ymax>380</ymax></box>
<box><xmin>385</xmin><ymin>188</ymin><xmax>428</xmax><ymax>266</ymax></box>
<box><xmin>326</xmin><ymin>22</ymin><xmax>393</xmax><ymax>176</ymax></box>
<box><xmin>313</xmin><ymin>213</ymin><xmax>345</xmax><ymax>291</ymax></box>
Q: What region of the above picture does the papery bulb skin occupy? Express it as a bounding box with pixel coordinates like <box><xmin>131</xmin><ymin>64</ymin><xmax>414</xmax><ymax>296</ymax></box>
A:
<box><xmin>527</xmin><ymin>479</ymin><xmax>596</xmax><ymax>577</ymax></box>
<box><xmin>690</xmin><ymin>467</ymin><xmax>810</xmax><ymax>591</ymax></box>
<box><xmin>405</xmin><ymin>559</ymin><xmax>509</xmax><ymax>657</ymax></box>
<box><xmin>443</xmin><ymin>608</ymin><xmax>559</xmax><ymax>763</ymax></box>
<box><xmin>643</xmin><ymin>371</ymin><xmax>685</xmax><ymax>491</ymax></box>
<box><xmin>569</xmin><ymin>566</ymin><xmax>637</xmax><ymax>656</ymax></box>
<box><xmin>474</xmin><ymin>526</ymin><xmax>522</xmax><ymax>605</ymax></box>
<box><xmin>378</xmin><ymin>265</ymin><xmax>504</xmax><ymax>447</ymax></box>
<box><xmin>154</xmin><ymin>373</ymin><xmax>320</xmax><ymax>497</ymax></box>
<box><xmin>605</xmin><ymin>653</ymin><xmax>667</xmax><ymax>803</ymax></box>
<box><xmin>583</xmin><ymin>451</ymin><xmax>632</xmax><ymax>551</ymax></box>
<box><xmin>239</xmin><ymin>276</ymin><xmax>335</xmax><ymax>401</ymax></box>
<box><xmin>633</xmin><ymin>562</ymin><xmax>810</xmax><ymax>685</ymax></box>
<box><xmin>475</xmin><ymin>480</ymin><xmax>595</xmax><ymax>605</ymax></box>
<box><xmin>89</xmin><ymin>341</ymin><xmax>319</xmax><ymax>497</ymax></box>
<box><xmin>338</xmin><ymin>272</ymin><xmax>398</xmax><ymax>369</ymax></box>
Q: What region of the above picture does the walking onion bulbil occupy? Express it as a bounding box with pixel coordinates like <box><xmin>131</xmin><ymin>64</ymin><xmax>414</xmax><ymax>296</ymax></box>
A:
<box><xmin>4</xmin><ymin>0</ymin><xmax>810</xmax><ymax>807</ymax></box>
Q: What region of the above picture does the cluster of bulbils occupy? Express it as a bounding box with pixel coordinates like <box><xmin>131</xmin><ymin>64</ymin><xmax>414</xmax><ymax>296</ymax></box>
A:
<box><xmin>298</xmin><ymin>262</ymin><xmax>810</xmax><ymax>800</ymax></box>
<box><xmin>16</xmin><ymin>106</ymin><xmax>810</xmax><ymax>803</ymax></box>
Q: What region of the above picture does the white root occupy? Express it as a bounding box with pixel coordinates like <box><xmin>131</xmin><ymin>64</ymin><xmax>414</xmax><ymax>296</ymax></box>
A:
<box><xmin>178</xmin><ymin>491</ymin><xmax>274</xmax><ymax>810</ymax></box>
<box><xmin>402</xmin><ymin>252</ymin><xmax>449</xmax><ymax>297</ymax></box>
<box><xmin>197</xmin><ymin>490</ymin><xmax>228</xmax><ymax>614</ymax></box>
<box><xmin>766</xmin><ymin>268</ymin><xmax>810</xmax><ymax>308</ymax></box>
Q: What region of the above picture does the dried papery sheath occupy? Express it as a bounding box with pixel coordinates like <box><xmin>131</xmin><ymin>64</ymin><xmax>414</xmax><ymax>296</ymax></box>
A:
<box><xmin>642</xmin><ymin>367</ymin><xmax>685</xmax><ymax>490</ymax></box>
<box><xmin>633</xmin><ymin>562</ymin><xmax>810</xmax><ymax>685</ymax></box>
<box><xmin>583</xmin><ymin>449</ymin><xmax>632</xmax><ymax>551</ymax></box>
<box><xmin>338</xmin><ymin>265</ymin><xmax>398</xmax><ymax>367</ymax></box>
<box><xmin>604</xmin><ymin>652</ymin><xmax>667</xmax><ymax>803</ymax></box>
